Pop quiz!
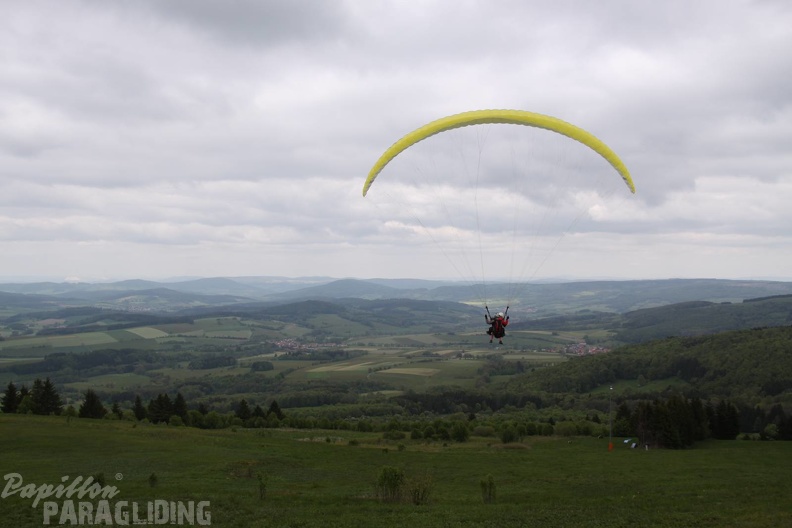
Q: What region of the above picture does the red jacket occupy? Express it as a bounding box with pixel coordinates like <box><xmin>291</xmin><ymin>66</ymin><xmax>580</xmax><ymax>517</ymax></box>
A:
<box><xmin>486</xmin><ymin>315</ymin><xmax>509</xmax><ymax>338</ymax></box>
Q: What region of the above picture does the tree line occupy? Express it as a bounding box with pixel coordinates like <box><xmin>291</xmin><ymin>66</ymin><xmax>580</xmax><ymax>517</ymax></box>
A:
<box><xmin>612</xmin><ymin>396</ymin><xmax>744</xmax><ymax>448</ymax></box>
<box><xmin>0</xmin><ymin>348</ymin><xmax>173</xmax><ymax>376</ymax></box>
<box><xmin>1</xmin><ymin>378</ymin><xmax>62</xmax><ymax>415</ymax></box>
<box><xmin>4</xmin><ymin>378</ymin><xmax>792</xmax><ymax>447</ymax></box>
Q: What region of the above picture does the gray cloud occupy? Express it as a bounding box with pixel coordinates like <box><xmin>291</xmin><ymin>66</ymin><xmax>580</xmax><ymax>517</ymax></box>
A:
<box><xmin>131</xmin><ymin>0</ymin><xmax>353</xmax><ymax>48</ymax></box>
<box><xmin>1</xmin><ymin>0</ymin><xmax>791</xmax><ymax>281</ymax></box>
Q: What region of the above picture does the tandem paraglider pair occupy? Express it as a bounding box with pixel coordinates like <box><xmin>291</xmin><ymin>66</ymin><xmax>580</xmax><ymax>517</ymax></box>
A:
<box><xmin>485</xmin><ymin>306</ymin><xmax>509</xmax><ymax>345</ymax></box>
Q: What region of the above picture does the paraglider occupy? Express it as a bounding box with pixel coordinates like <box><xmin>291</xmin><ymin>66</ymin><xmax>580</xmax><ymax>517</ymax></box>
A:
<box><xmin>485</xmin><ymin>307</ymin><xmax>509</xmax><ymax>345</ymax></box>
<box><xmin>363</xmin><ymin>109</ymin><xmax>635</xmax><ymax>344</ymax></box>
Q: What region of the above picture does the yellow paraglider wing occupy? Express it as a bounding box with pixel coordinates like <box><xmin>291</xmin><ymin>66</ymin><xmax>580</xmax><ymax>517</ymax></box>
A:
<box><xmin>362</xmin><ymin>109</ymin><xmax>635</xmax><ymax>196</ymax></box>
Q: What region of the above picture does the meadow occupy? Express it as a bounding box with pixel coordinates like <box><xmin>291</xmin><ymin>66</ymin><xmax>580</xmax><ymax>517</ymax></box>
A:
<box><xmin>1</xmin><ymin>414</ymin><xmax>790</xmax><ymax>527</ymax></box>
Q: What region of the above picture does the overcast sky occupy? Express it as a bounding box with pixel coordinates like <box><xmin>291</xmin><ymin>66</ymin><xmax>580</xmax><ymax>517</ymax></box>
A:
<box><xmin>2</xmin><ymin>0</ymin><xmax>791</xmax><ymax>283</ymax></box>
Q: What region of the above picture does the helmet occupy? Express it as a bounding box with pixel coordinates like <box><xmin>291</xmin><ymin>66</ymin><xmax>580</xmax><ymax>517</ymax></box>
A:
<box><xmin>496</xmin><ymin>312</ymin><xmax>504</xmax><ymax>318</ymax></box>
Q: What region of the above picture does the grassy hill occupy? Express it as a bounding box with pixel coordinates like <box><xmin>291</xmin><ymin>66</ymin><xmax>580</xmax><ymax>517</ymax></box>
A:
<box><xmin>0</xmin><ymin>414</ymin><xmax>790</xmax><ymax>527</ymax></box>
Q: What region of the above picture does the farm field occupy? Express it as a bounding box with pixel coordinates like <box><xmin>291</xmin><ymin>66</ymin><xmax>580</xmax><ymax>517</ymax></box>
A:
<box><xmin>0</xmin><ymin>317</ymin><xmax>259</xmax><ymax>356</ymax></box>
<box><xmin>0</xmin><ymin>309</ymin><xmax>593</xmax><ymax>358</ymax></box>
<box><xmin>0</xmin><ymin>311</ymin><xmax>578</xmax><ymax>407</ymax></box>
<box><xmin>0</xmin><ymin>414</ymin><xmax>790</xmax><ymax>527</ymax></box>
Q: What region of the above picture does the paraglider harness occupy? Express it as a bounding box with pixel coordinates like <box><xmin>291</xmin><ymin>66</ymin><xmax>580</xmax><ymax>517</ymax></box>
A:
<box><xmin>485</xmin><ymin>306</ymin><xmax>509</xmax><ymax>339</ymax></box>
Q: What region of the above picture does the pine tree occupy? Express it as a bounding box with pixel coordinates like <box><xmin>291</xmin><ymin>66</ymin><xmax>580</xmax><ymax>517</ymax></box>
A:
<box><xmin>147</xmin><ymin>394</ymin><xmax>173</xmax><ymax>424</ymax></box>
<box><xmin>173</xmin><ymin>393</ymin><xmax>188</xmax><ymax>421</ymax></box>
<box><xmin>651</xmin><ymin>401</ymin><xmax>682</xmax><ymax>449</ymax></box>
<box><xmin>30</xmin><ymin>378</ymin><xmax>45</xmax><ymax>414</ymax></box>
<box><xmin>666</xmin><ymin>395</ymin><xmax>694</xmax><ymax>447</ymax></box>
<box><xmin>267</xmin><ymin>400</ymin><xmax>285</xmax><ymax>421</ymax></box>
<box><xmin>236</xmin><ymin>399</ymin><xmax>252</xmax><ymax>421</ymax></box>
<box><xmin>634</xmin><ymin>401</ymin><xmax>654</xmax><ymax>444</ymax></box>
<box><xmin>33</xmin><ymin>378</ymin><xmax>63</xmax><ymax>415</ymax></box>
<box><xmin>689</xmin><ymin>397</ymin><xmax>710</xmax><ymax>441</ymax></box>
<box><xmin>767</xmin><ymin>404</ymin><xmax>787</xmax><ymax>428</ymax></box>
<box><xmin>78</xmin><ymin>390</ymin><xmax>107</xmax><ymax>419</ymax></box>
<box><xmin>111</xmin><ymin>402</ymin><xmax>123</xmax><ymax>419</ymax></box>
<box><xmin>780</xmin><ymin>414</ymin><xmax>792</xmax><ymax>441</ymax></box>
<box><xmin>133</xmin><ymin>395</ymin><xmax>147</xmax><ymax>421</ymax></box>
<box><xmin>1</xmin><ymin>381</ymin><xmax>19</xmax><ymax>414</ymax></box>
<box><xmin>712</xmin><ymin>400</ymin><xmax>740</xmax><ymax>439</ymax></box>
<box><xmin>723</xmin><ymin>401</ymin><xmax>741</xmax><ymax>439</ymax></box>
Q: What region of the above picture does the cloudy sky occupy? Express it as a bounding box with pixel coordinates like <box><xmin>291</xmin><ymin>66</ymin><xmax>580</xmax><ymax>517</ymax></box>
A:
<box><xmin>2</xmin><ymin>0</ymin><xmax>791</xmax><ymax>283</ymax></box>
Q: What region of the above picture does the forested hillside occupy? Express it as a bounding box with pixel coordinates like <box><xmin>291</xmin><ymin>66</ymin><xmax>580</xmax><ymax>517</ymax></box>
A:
<box><xmin>507</xmin><ymin>325</ymin><xmax>792</xmax><ymax>407</ymax></box>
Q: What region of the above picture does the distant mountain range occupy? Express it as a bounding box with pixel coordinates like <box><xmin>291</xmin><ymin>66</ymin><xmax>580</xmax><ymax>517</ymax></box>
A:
<box><xmin>3</xmin><ymin>277</ymin><xmax>792</xmax><ymax>317</ymax></box>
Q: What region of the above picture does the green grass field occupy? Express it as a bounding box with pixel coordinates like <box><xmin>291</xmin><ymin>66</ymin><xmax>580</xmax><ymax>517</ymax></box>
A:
<box><xmin>0</xmin><ymin>331</ymin><xmax>119</xmax><ymax>351</ymax></box>
<box><xmin>1</xmin><ymin>414</ymin><xmax>790</xmax><ymax>527</ymax></box>
<box><xmin>65</xmin><ymin>373</ymin><xmax>153</xmax><ymax>392</ymax></box>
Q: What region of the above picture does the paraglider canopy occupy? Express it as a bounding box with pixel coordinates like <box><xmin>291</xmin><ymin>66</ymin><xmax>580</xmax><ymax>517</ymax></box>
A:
<box><xmin>363</xmin><ymin>109</ymin><xmax>635</xmax><ymax>197</ymax></box>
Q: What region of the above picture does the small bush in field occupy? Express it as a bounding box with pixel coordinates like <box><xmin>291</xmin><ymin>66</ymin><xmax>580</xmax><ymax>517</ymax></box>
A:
<box><xmin>374</xmin><ymin>466</ymin><xmax>405</xmax><ymax>503</ymax></box>
<box><xmin>406</xmin><ymin>471</ymin><xmax>433</xmax><ymax>505</ymax></box>
<box><xmin>481</xmin><ymin>474</ymin><xmax>496</xmax><ymax>504</ymax></box>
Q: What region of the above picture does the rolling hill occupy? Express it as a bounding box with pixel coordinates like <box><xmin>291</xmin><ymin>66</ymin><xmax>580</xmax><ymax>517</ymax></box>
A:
<box><xmin>506</xmin><ymin>324</ymin><xmax>792</xmax><ymax>409</ymax></box>
<box><xmin>4</xmin><ymin>277</ymin><xmax>792</xmax><ymax>316</ymax></box>
<box><xmin>514</xmin><ymin>294</ymin><xmax>792</xmax><ymax>343</ymax></box>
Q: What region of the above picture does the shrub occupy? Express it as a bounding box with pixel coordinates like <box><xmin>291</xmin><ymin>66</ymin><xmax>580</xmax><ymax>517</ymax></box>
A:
<box><xmin>525</xmin><ymin>422</ymin><xmax>538</xmax><ymax>436</ymax></box>
<box><xmin>406</xmin><ymin>471</ymin><xmax>433</xmax><ymax>505</ymax></box>
<box><xmin>375</xmin><ymin>466</ymin><xmax>405</xmax><ymax>503</ymax></box>
<box><xmin>481</xmin><ymin>474</ymin><xmax>496</xmax><ymax>504</ymax></box>
<box><xmin>500</xmin><ymin>427</ymin><xmax>517</xmax><ymax>444</ymax></box>
<box><xmin>436</xmin><ymin>426</ymin><xmax>451</xmax><ymax>441</ymax></box>
<box><xmin>473</xmin><ymin>425</ymin><xmax>496</xmax><ymax>437</ymax></box>
<box><xmin>383</xmin><ymin>430</ymin><xmax>405</xmax><ymax>441</ymax></box>
<box><xmin>554</xmin><ymin>421</ymin><xmax>578</xmax><ymax>437</ymax></box>
<box><xmin>451</xmin><ymin>422</ymin><xmax>470</xmax><ymax>442</ymax></box>
<box><xmin>257</xmin><ymin>472</ymin><xmax>267</xmax><ymax>500</ymax></box>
